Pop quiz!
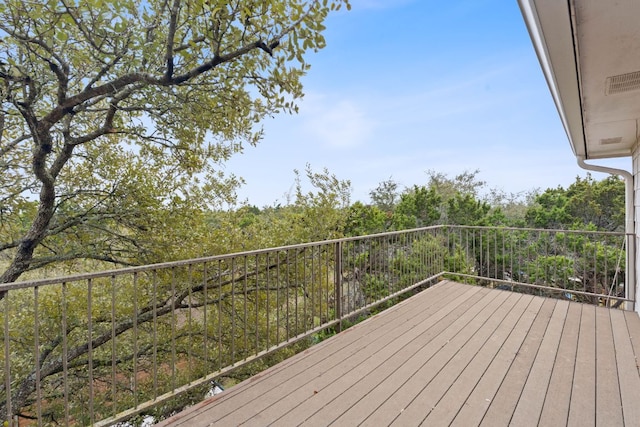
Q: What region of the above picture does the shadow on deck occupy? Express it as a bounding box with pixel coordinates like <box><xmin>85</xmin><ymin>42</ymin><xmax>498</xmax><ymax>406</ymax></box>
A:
<box><xmin>156</xmin><ymin>280</ymin><xmax>640</xmax><ymax>426</ymax></box>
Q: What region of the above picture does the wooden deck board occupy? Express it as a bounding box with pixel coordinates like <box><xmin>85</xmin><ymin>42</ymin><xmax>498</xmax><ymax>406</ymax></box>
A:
<box><xmin>479</xmin><ymin>298</ymin><xmax>557</xmax><ymax>426</ymax></box>
<box><xmin>611</xmin><ymin>310</ymin><xmax>640</xmax><ymax>425</ymax></box>
<box><xmin>508</xmin><ymin>299</ymin><xmax>568</xmax><ymax>427</ymax></box>
<box><xmin>241</xmin><ymin>284</ymin><xmax>488</xmax><ymax>427</ymax></box>
<box><xmin>156</xmin><ymin>281</ymin><xmax>640</xmax><ymax>427</ymax></box>
<box><xmin>537</xmin><ymin>301</ymin><xmax>581</xmax><ymax>426</ymax></box>
<box><xmin>624</xmin><ymin>309</ymin><xmax>640</xmax><ymax>374</ymax></box>
<box><xmin>594</xmin><ymin>306</ymin><xmax>623</xmax><ymax>426</ymax></box>
<box><xmin>568</xmin><ymin>304</ymin><xmax>596</xmax><ymax>427</ymax></box>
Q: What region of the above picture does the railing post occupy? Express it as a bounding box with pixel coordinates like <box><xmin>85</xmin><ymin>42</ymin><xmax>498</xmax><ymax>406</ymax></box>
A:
<box><xmin>334</xmin><ymin>241</ymin><xmax>343</xmax><ymax>332</ymax></box>
<box><xmin>3</xmin><ymin>292</ymin><xmax>12</xmax><ymax>425</ymax></box>
<box><xmin>626</xmin><ymin>232</ymin><xmax>636</xmax><ymax>311</ymax></box>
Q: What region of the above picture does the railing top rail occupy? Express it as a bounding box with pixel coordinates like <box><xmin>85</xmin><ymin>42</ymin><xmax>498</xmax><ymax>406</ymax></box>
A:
<box><xmin>447</xmin><ymin>225</ymin><xmax>625</xmax><ymax>236</ymax></box>
<box><xmin>0</xmin><ymin>225</ymin><xmax>624</xmax><ymax>291</ymax></box>
<box><xmin>0</xmin><ymin>225</ymin><xmax>446</xmax><ymax>291</ymax></box>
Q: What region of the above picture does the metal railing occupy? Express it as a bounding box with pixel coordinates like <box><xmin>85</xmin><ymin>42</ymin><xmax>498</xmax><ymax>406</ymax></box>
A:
<box><xmin>0</xmin><ymin>225</ymin><xmax>628</xmax><ymax>426</ymax></box>
<box><xmin>445</xmin><ymin>226</ymin><xmax>628</xmax><ymax>307</ymax></box>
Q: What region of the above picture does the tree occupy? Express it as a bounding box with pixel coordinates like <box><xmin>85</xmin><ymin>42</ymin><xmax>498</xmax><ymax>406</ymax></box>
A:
<box><xmin>426</xmin><ymin>169</ymin><xmax>486</xmax><ymax>202</ymax></box>
<box><xmin>391</xmin><ymin>185</ymin><xmax>441</xmax><ymax>230</ymax></box>
<box><xmin>525</xmin><ymin>187</ymin><xmax>571</xmax><ymax>229</ymax></box>
<box><xmin>344</xmin><ymin>201</ymin><xmax>386</xmax><ymax>236</ymax></box>
<box><xmin>565</xmin><ymin>174</ymin><xmax>625</xmax><ymax>231</ymax></box>
<box><xmin>285</xmin><ymin>164</ymin><xmax>352</xmax><ymax>242</ymax></box>
<box><xmin>485</xmin><ymin>187</ymin><xmax>538</xmax><ymax>227</ymax></box>
<box><xmin>369</xmin><ymin>177</ymin><xmax>399</xmax><ymax>214</ymax></box>
<box><xmin>446</xmin><ymin>192</ymin><xmax>491</xmax><ymax>226</ymax></box>
<box><xmin>210</xmin><ymin>165</ymin><xmax>353</xmax><ymax>251</ymax></box>
<box><xmin>525</xmin><ymin>174</ymin><xmax>624</xmax><ymax>231</ymax></box>
<box><xmin>0</xmin><ymin>0</ymin><xmax>350</xmax><ymax>287</ymax></box>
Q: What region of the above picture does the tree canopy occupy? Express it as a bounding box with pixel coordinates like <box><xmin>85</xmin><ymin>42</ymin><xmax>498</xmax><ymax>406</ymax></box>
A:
<box><xmin>525</xmin><ymin>173</ymin><xmax>625</xmax><ymax>231</ymax></box>
<box><xmin>0</xmin><ymin>0</ymin><xmax>349</xmax><ymax>285</ymax></box>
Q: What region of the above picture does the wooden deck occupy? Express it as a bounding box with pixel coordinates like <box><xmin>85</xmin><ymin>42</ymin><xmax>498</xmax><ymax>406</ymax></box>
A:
<box><xmin>156</xmin><ymin>280</ymin><xmax>640</xmax><ymax>426</ymax></box>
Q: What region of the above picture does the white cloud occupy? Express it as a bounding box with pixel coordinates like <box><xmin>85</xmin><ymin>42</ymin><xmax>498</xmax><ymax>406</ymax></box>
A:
<box><xmin>302</xmin><ymin>97</ymin><xmax>374</xmax><ymax>149</ymax></box>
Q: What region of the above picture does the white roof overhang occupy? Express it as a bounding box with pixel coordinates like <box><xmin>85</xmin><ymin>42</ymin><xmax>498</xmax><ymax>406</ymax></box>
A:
<box><xmin>518</xmin><ymin>0</ymin><xmax>640</xmax><ymax>159</ymax></box>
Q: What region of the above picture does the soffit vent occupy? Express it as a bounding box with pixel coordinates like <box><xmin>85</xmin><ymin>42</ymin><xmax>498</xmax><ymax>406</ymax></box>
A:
<box><xmin>599</xmin><ymin>137</ymin><xmax>623</xmax><ymax>145</ymax></box>
<box><xmin>606</xmin><ymin>71</ymin><xmax>640</xmax><ymax>95</ymax></box>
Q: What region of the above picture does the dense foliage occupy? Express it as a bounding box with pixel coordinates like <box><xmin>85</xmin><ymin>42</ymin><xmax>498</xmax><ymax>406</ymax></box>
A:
<box><xmin>525</xmin><ymin>174</ymin><xmax>625</xmax><ymax>231</ymax></box>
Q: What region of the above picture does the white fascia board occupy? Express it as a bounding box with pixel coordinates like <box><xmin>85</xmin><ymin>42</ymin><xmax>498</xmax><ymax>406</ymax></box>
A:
<box><xmin>518</xmin><ymin>0</ymin><xmax>586</xmax><ymax>157</ymax></box>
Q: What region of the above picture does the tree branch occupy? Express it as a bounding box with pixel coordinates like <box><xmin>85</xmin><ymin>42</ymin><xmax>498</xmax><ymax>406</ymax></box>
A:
<box><xmin>164</xmin><ymin>0</ymin><xmax>182</xmax><ymax>82</ymax></box>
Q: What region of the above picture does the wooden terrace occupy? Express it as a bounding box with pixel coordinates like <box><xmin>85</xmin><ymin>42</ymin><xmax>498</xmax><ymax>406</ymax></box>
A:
<box><xmin>157</xmin><ymin>280</ymin><xmax>640</xmax><ymax>426</ymax></box>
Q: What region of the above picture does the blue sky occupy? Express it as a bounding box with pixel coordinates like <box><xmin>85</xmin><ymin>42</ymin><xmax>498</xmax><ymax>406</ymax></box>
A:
<box><xmin>224</xmin><ymin>0</ymin><xmax>630</xmax><ymax>207</ymax></box>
